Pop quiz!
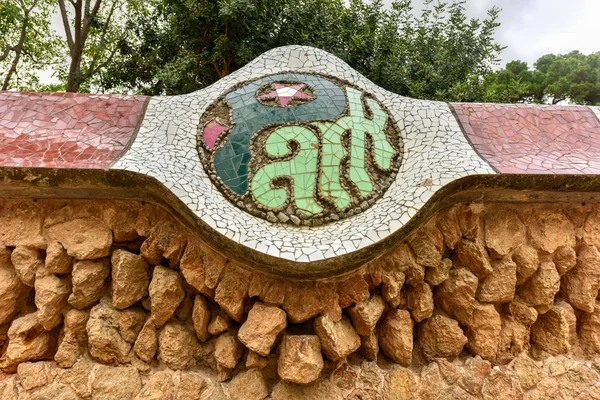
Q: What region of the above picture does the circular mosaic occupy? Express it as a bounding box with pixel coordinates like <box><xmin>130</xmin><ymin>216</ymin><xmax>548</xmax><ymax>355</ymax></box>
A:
<box><xmin>197</xmin><ymin>73</ymin><xmax>403</xmax><ymax>226</ymax></box>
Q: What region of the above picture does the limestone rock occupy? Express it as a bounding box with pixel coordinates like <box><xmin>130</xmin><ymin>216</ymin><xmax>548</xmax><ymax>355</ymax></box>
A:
<box><xmin>383</xmin><ymin>367</ymin><xmax>418</xmax><ymax>400</ymax></box>
<box><xmin>498</xmin><ymin>315</ymin><xmax>530</xmax><ymax>357</ymax></box>
<box><xmin>179</xmin><ymin>242</ymin><xmax>211</xmax><ymax>295</ymax></box>
<box><xmin>45</xmin><ymin>218</ymin><xmax>113</xmax><ymax>260</ymax></box>
<box><xmin>68</xmin><ymin>258</ymin><xmax>110</xmax><ymax>309</ymax></box>
<box><xmin>149</xmin><ymin>265</ymin><xmax>185</xmax><ymax>327</ymax></box>
<box><xmin>134</xmin><ymin>319</ymin><xmax>157</xmax><ymax>363</ymax></box>
<box><xmin>518</xmin><ymin>261</ymin><xmax>560</xmax><ymax>309</ymax></box>
<box><xmin>101</xmin><ymin>204</ymin><xmax>140</xmax><ymax>242</ymax></box>
<box><xmin>457</xmin><ymin>356</ymin><xmax>492</xmax><ymax>395</ymax></box>
<box><xmin>192</xmin><ymin>295</ymin><xmax>210</xmax><ymax>342</ymax></box>
<box><xmin>246</xmin><ymin>351</ymin><xmax>268</xmax><ymax>369</ymax></box>
<box><xmin>208</xmin><ymin>314</ymin><xmax>229</xmax><ymax>335</ymax></box>
<box><xmin>314</xmin><ymin>315</ymin><xmax>360</xmax><ymax>361</ymax></box>
<box><xmin>176</xmin><ymin>371</ymin><xmax>210</xmax><ymax>400</ymax></box>
<box><xmin>456</xmin><ymin>239</ymin><xmax>492</xmax><ymax>278</ymax></box>
<box><xmin>511</xmin><ymin>355</ymin><xmax>544</xmax><ymax>390</ymax></box>
<box><xmin>553</xmin><ymin>245</ymin><xmax>576</xmax><ymax>276</ymax></box>
<box><xmin>525</xmin><ymin>209</ymin><xmax>575</xmax><ymax>253</ymax></box>
<box><xmin>512</xmin><ymin>245</ymin><xmax>539</xmax><ymax>285</ymax></box>
<box><xmin>45</xmin><ymin>242</ymin><xmax>72</xmax><ymax>274</ymax></box>
<box><xmin>477</xmin><ymin>258</ymin><xmax>516</xmax><ymax>303</ymax></box>
<box><xmin>484</xmin><ymin>208</ymin><xmax>526</xmax><ymax>258</ymax></box>
<box><xmin>140</xmin><ymin>222</ymin><xmax>187</xmax><ymax>266</ymax></box>
<box><xmin>458</xmin><ymin>203</ymin><xmax>484</xmax><ymax>240</ymax></box>
<box><xmin>409</xmin><ymin>228</ymin><xmax>443</xmax><ymax>268</ymax></box>
<box><xmin>480</xmin><ymin>369</ymin><xmax>523</xmax><ymax>400</ymax></box>
<box><xmin>158</xmin><ymin>321</ymin><xmax>200</xmax><ymax>370</ymax></box>
<box><xmin>91</xmin><ymin>365</ymin><xmax>142</xmax><ymax>400</ymax></box>
<box><xmin>419</xmin><ymin>314</ymin><xmax>467</xmax><ymax>360</ymax></box>
<box><xmin>238</xmin><ymin>303</ymin><xmax>286</xmax><ymax>356</ymax></box>
<box><xmin>214</xmin><ymin>264</ymin><xmax>251</xmax><ymax>322</ymax></box>
<box><xmin>406</xmin><ymin>282</ymin><xmax>434</xmax><ymax>323</ymax></box>
<box><xmin>378</xmin><ymin>310</ymin><xmax>413</xmax><ymax>366</ymax></box>
<box><xmin>386</xmin><ymin>243</ymin><xmax>424</xmax><ymax>286</ymax></box>
<box><xmin>111</xmin><ymin>249</ymin><xmax>150</xmax><ymax>309</ymax></box>
<box><xmin>282</xmin><ymin>282</ymin><xmax>323</xmax><ymax>323</ymax></box>
<box><xmin>55</xmin><ymin>308</ymin><xmax>89</xmax><ymax>367</ymax></box>
<box><xmin>271</xmin><ymin>379</ymin><xmax>343</xmax><ymax>400</ymax></box>
<box><xmin>86</xmin><ymin>300</ymin><xmax>146</xmax><ymax>365</ymax></box>
<box><xmin>347</xmin><ymin>294</ymin><xmax>385</xmax><ymax>335</ymax></box>
<box><xmin>11</xmin><ymin>246</ymin><xmax>43</xmax><ymax>286</ymax></box>
<box><xmin>17</xmin><ymin>361</ymin><xmax>50</xmax><ymax>391</ymax></box>
<box><xmin>381</xmin><ymin>268</ymin><xmax>405</xmax><ymax>304</ymax></box>
<box><xmin>560</xmin><ymin>244</ymin><xmax>600</xmax><ymax>312</ymax></box>
<box><xmin>227</xmin><ymin>369</ymin><xmax>269</xmax><ymax>400</ymax></box>
<box><xmin>437</xmin><ymin>206</ymin><xmax>462</xmax><ymax>250</ymax></box>
<box><xmin>360</xmin><ymin>333</ymin><xmax>379</xmax><ymax>361</ymax></box>
<box><xmin>2</xmin><ymin>313</ymin><xmax>50</xmax><ymax>371</ymax></box>
<box><xmin>426</xmin><ymin>258</ymin><xmax>452</xmax><ymax>286</ymax></box>
<box><xmin>0</xmin><ymin>202</ymin><xmax>45</xmax><ymax>248</ymax></box>
<box><xmin>0</xmin><ymin>263</ymin><xmax>24</xmax><ymax>324</ymax></box>
<box><xmin>435</xmin><ymin>268</ymin><xmax>478</xmax><ymax>325</ymax></box>
<box><xmin>465</xmin><ymin>303</ymin><xmax>501</xmax><ymax>361</ymax></box>
<box><xmin>35</xmin><ymin>271</ymin><xmax>71</xmax><ymax>330</ymax></box>
<box><xmin>531</xmin><ymin>300</ymin><xmax>576</xmax><ymax>355</ymax></box>
<box><xmin>214</xmin><ymin>332</ymin><xmax>243</xmax><ymax>370</ymax></box>
<box><xmin>278</xmin><ymin>335</ymin><xmax>324</xmax><ymax>384</ymax></box>
<box><xmin>337</xmin><ymin>274</ymin><xmax>370</xmax><ymax>308</ymax></box>
<box><xmin>508</xmin><ymin>298</ymin><xmax>538</xmax><ymax>326</ymax></box>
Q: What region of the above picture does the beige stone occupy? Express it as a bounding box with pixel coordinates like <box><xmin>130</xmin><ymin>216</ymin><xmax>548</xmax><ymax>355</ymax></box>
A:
<box><xmin>383</xmin><ymin>367</ymin><xmax>418</xmax><ymax>400</ymax></box>
<box><xmin>246</xmin><ymin>351</ymin><xmax>268</xmax><ymax>369</ymax></box>
<box><xmin>282</xmin><ymin>282</ymin><xmax>323</xmax><ymax>323</ymax></box>
<box><xmin>499</xmin><ymin>315</ymin><xmax>530</xmax><ymax>357</ymax></box>
<box><xmin>525</xmin><ymin>208</ymin><xmax>575</xmax><ymax>253</ymax></box>
<box><xmin>457</xmin><ymin>239</ymin><xmax>492</xmax><ymax>278</ymax></box>
<box><xmin>134</xmin><ymin>319</ymin><xmax>157</xmax><ymax>363</ymax></box>
<box><xmin>149</xmin><ymin>265</ymin><xmax>185</xmax><ymax>327</ymax></box>
<box><xmin>484</xmin><ymin>208</ymin><xmax>526</xmax><ymax>258</ymax></box>
<box><xmin>101</xmin><ymin>203</ymin><xmax>140</xmax><ymax>242</ymax></box>
<box><xmin>561</xmin><ymin>244</ymin><xmax>600</xmax><ymax>312</ymax></box>
<box><xmin>192</xmin><ymin>295</ymin><xmax>210</xmax><ymax>342</ymax></box>
<box><xmin>271</xmin><ymin>379</ymin><xmax>343</xmax><ymax>400</ymax></box>
<box><xmin>457</xmin><ymin>356</ymin><xmax>492</xmax><ymax>395</ymax></box>
<box><xmin>0</xmin><ymin>263</ymin><xmax>24</xmax><ymax>324</ymax></box>
<box><xmin>45</xmin><ymin>218</ymin><xmax>113</xmax><ymax>260</ymax></box>
<box><xmin>511</xmin><ymin>355</ymin><xmax>544</xmax><ymax>390</ymax></box>
<box><xmin>437</xmin><ymin>206</ymin><xmax>462</xmax><ymax>250</ymax></box>
<box><xmin>158</xmin><ymin>321</ymin><xmax>200</xmax><ymax>370</ymax></box>
<box><xmin>35</xmin><ymin>271</ymin><xmax>70</xmax><ymax>330</ymax></box>
<box><xmin>386</xmin><ymin>243</ymin><xmax>424</xmax><ymax>286</ymax></box>
<box><xmin>378</xmin><ymin>310</ymin><xmax>413</xmax><ymax>366</ymax></box>
<box><xmin>314</xmin><ymin>314</ymin><xmax>360</xmax><ymax>361</ymax></box>
<box><xmin>435</xmin><ymin>268</ymin><xmax>478</xmax><ymax>324</ymax></box>
<box><xmin>208</xmin><ymin>314</ymin><xmax>229</xmax><ymax>335</ymax></box>
<box><xmin>518</xmin><ymin>261</ymin><xmax>560</xmax><ymax>308</ymax></box>
<box><xmin>552</xmin><ymin>245</ymin><xmax>576</xmax><ymax>276</ymax></box>
<box><xmin>480</xmin><ymin>369</ymin><xmax>523</xmax><ymax>400</ymax></box>
<box><xmin>179</xmin><ymin>241</ymin><xmax>212</xmax><ymax>296</ymax></box>
<box><xmin>337</xmin><ymin>274</ymin><xmax>370</xmax><ymax>308</ymax></box>
<box><xmin>55</xmin><ymin>339</ymin><xmax>80</xmax><ymax>368</ymax></box>
<box><xmin>528</xmin><ymin>363</ymin><xmax>600</xmax><ymax>399</ymax></box>
<box><xmin>381</xmin><ymin>268</ymin><xmax>405</xmax><ymax>304</ymax></box>
<box><xmin>214</xmin><ymin>331</ymin><xmax>243</xmax><ymax>370</ymax></box>
<box><xmin>238</xmin><ymin>302</ymin><xmax>286</xmax><ymax>356</ymax></box>
<box><xmin>17</xmin><ymin>361</ymin><xmax>49</xmax><ymax>391</ymax></box>
<box><xmin>11</xmin><ymin>246</ymin><xmax>43</xmax><ymax>286</ymax></box>
<box><xmin>407</xmin><ymin>282</ymin><xmax>434</xmax><ymax>322</ymax></box>
<box><xmin>347</xmin><ymin>294</ymin><xmax>385</xmax><ymax>335</ymax></box>
<box><xmin>409</xmin><ymin>228</ymin><xmax>443</xmax><ymax>268</ymax></box>
<box><xmin>214</xmin><ymin>264</ymin><xmax>251</xmax><ymax>322</ymax></box>
<box><xmin>477</xmin><ymin>258</ymin><xmax>516</xmax><ymax>303</ymax></box>
<box><xmin>513</xmin><ymin>245</ymin><xmax>539</xmax><ymax>285</ymax></box>
<box><xmin>466</xmin><ymin>303</ymin><xmax>501</xmax><ymax>361</ymax></box>
<box><xmin>87</xmin><ymin>300</ymin><xmax>146</xmax><ymax>365</ymax></box>
<box><xmin>227</xmin><ymin>369</ymin><xmax>268</xmax><ymax>400</ymax></box>
<box><xmin>508</xmin><ymin>297</ymin><xmax>538</xmax><ymax>326</ymax></box>
<box><xmin>0</xmin><ymin>201</ymin><xmax>45</xmax><ymax>248</ymax></box>
<box><xmin>360</xmin><ymin>332</ymin><xmax>379</xmax><ymax>361</ymax></box>
<box><xmin>68</xmin><ymin>258</ymin><xmax>110</xmax><ymax>309</ymax></box>
<box><xmin>91</xmin><ymin>365</ymin><xmax>142</xmax><ymax>400</ymax></box>
<box><xmin>531</xmin><ymin>300</ymin><xmax>576</xmax><ymax>355</ymax></box>
<box><xmin>278</xmin><ymin>335</ymin><xmax>323</xmax><ymax>385</ymax></box>
<box><xmin>2</xmin><ymin>313</ymin><xmax>50</xmax><ymax>371</ymax></box>
<box><xmin>419</xmin><ymin>314</ymin><xmax>467</xmax><ymax>360</ymax></box>
<box><xmin>140</xmin><ymin>222</ymin><xmax>187</xmax><ymax>266</ymax></box>
<box><xmin>176</xmin><ymin>371</ymin><xmax>209</xmax><ymax>400</ymax></box>
<box><xmin>426</xmin><ymin>257</ymin><xmax>452</xmax><ymax>286</ymax></box>
<box><xmin>45</xmin><ymin>242</ymin><xmax>72</xmax><ymax>274</ymax></box>
<box><xmin>111</xmin><ymin>249</ymin><xmax>150</xmax><ymax>309</ymax></box>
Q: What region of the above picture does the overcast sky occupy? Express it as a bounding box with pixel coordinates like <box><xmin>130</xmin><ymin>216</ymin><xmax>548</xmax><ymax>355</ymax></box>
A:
<box><xmin>399</xmin><ymin>0</ymin><xmax>600</xmax><ymax>67</ymax></box>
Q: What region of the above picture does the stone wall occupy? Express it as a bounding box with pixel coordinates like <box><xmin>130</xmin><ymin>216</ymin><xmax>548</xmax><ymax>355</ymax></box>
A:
<box><xmin>1</xmin><ymin>198</ymin><xmax>600</xmax><ymax>398</ymax></box>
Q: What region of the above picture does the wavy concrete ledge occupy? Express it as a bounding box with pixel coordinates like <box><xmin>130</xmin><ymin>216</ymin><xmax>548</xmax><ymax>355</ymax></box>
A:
<box><xmin>2</xmin><ymin>46</ymin><xmax>600</xmax><ymax>276</ymax></box>
<box><xmin>3</xmin><ymin>167</ymin><xmax>600</xmax><ymax>278</ymax></box>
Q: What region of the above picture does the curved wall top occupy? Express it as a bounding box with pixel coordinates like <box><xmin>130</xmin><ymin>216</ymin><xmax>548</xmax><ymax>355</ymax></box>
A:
<box><xmin>1</xmin><ymin>46</ymin><xmax>600</xmax><ymax>277</ymax></box>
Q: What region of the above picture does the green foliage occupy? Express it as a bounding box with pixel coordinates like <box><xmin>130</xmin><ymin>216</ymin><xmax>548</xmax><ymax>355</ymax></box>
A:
<box><xmin>100</xmin><ymin>0</ymin><xmax>505</xmax><ymax>100</ymax></box>
<box><xmin>483</xmin><ymin>51</ymin><xmax>600</xmax><ymax>105</ymax></box>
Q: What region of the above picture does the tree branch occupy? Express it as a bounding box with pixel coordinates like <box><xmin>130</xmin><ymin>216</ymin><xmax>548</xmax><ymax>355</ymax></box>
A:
<box><xmin>58</xmin><ymin>0</ymin><xmax>75</xmax><ymax>54</ymax></box>
<box><xmin>0</xmin><ymin>46</ymin><xmax>12</xmax><ymax>63</ymax></box>
<box><xmin>84</xmin><ymin>0</ymin><xmax>116</xmax><ymax>78</ymax></box>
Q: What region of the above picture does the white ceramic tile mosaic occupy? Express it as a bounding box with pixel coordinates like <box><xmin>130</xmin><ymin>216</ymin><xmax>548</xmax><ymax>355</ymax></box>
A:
<box><xmin>590</xmin><ymin>106</ymin><xmax>600</xmax><ymax>123</ymax></box>
<box><xmin>112</xmin><ymin>46</ymin><xmax>496</xmax><ymax>262</ymax></box>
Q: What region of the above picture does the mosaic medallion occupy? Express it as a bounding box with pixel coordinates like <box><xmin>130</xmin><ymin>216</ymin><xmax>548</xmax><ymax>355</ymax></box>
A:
<box><xmin>198</xmin><ymin>73</ymin><xmax>403</xmax><ymax>225</ymax></box>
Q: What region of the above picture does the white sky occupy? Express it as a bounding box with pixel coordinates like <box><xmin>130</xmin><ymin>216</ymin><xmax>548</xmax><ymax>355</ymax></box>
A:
<box><xmin>400</xmin><ymin>0</ymin><xmax>600</xmax><ymax>67</ymax></box>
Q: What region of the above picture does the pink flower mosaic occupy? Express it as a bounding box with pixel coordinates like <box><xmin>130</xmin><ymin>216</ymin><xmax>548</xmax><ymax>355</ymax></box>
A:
<box><xmin>0</xmin><ymin>92</ymin><xmax>147</xmax><ymax>169</ymax></box>
<box><xmin>202</xmin><ymin>119</ymin><xmax>229</xmax><ymax>149</ymax></box>
<box><xmin>453</xmin><ymin>103</ymin><xmax>600</xmax><ymax>174</ymax></box>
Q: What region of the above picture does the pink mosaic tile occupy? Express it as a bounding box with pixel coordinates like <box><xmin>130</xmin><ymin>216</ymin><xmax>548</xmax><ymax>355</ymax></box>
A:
<box><xmin>0</xmin><ymin>92</ymin><xmax>147</xmax><ymax>168</ymax></box>
<box><xmin>452</xmin><ymin>103</ymin><xmax>600</xmax><ymax>174</ymax></box>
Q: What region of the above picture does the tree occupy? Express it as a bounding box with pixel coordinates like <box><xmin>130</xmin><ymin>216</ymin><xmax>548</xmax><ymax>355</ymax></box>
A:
<box><xmin>57</xmin><ymin>0</ymin><xmax>137</xmax><ymax>92</ymax></box>
<box><xmin>483</xmin><ymin>51</ymin><xmax>600</xmax><ymax>105</ymax></box>
<box><xmin>100</xmin><ymin>0</ymin><xmax>505</xmax><ymax>100</ymax></box>
<box><xmin>0</xmin><ymin>0</ymin><xmax>61</xmax><ymax>90</ymax></box>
